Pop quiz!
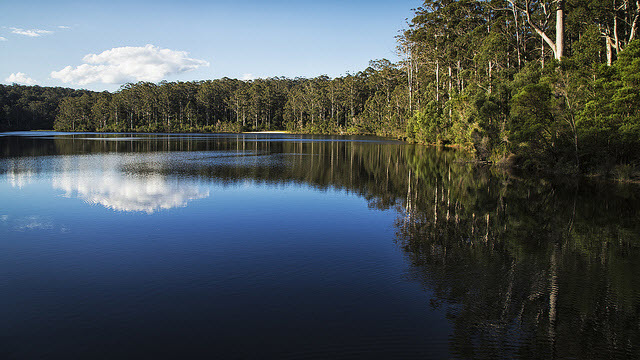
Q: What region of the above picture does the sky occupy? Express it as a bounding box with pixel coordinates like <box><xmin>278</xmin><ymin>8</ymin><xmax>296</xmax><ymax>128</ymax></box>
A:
<box><xmin>1</xmin><ymin>0</ymin><xmax>420</xmax><ymax>92</ymax></box>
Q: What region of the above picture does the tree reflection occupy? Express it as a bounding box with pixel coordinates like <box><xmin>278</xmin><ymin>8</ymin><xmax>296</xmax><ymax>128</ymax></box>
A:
<box><xmin>2</xmin><ymin>133</ymin><xmax>639</xmax><ymax>358</ymax></box>
<box><xmin>397</xmin><ymin>152</ymin><xmax>640</xmax><ymax>359</ymax></box>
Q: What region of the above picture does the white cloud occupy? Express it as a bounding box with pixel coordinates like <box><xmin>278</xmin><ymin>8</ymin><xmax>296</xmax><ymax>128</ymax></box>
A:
<box><xmin>11</xmin><ymin>27</ymin><xmax>53</xmax><ymax>37</ymax></box>
<box><xmin>51</xmin><ymin>44</ymin><xmax>210</xmax><ymax>85</ymax></box>
<box><xmin>241</xmin><ymin>73</ymin><xmax>255</xmax><ymax>81</ymax></box>
<box><xmin>5</xmin><ymin>72</ymin><xmax>38</xmax><ymax>85</ymax></box>
<box><xmin>0</xmin><ymin>37</ymin><xmax>7</xmax><ymax>41</ymax></box>
<box><xmin>57</xmin><ymin>25</ymin><xmax>71</xmax><ymax>29</ymax></box>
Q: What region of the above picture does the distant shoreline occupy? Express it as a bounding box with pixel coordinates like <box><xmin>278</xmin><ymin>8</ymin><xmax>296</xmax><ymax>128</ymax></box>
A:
<box><xmin>241</xmin><ymin>131</ymin><xmax>291</xmax><ymax>134</ymax></box>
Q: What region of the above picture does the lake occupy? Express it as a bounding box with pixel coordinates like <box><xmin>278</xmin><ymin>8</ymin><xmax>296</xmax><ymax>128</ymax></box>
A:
<box><xmin>1</xmin><ymin>132</ymin><xmax>639</xmax><ymax>359</ymax></box>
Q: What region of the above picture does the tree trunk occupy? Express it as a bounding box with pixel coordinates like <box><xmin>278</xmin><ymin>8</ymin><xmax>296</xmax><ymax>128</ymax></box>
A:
<box><xmin>436</xmin><ymin>60</ymin><xmax>440</xmax><ymax>103</ymax></box>
<box><xmin>488</xmin><ymin>61</ymin><xmax>493</xmax><ymax>94</ymax></box>
<box><xmin>556</xmin><ymin>0</ymin><xmax>565</xmax><ymax>59</ymax></box>
<box><xmin>631</xmin><ymin>1</ymin><xmax>639</xmax><ymax>41</ymax></box>
<box><xmin>512</xmin><ymin>6</ymin><xmax>522</xmax><ymax>68</ymax></box>
<box><xmin>448</xmin><ymin>66</ymin><xmax>452</xmax><ymax>96</ymax></box>
<box><xmin>510</xmin><ymin>0</ymin><xmax>564</xmax><ymax>60</ymax></box>
<box><xmin>606</xmin><ymin>35</ymin><xmax>614</xmax><ymax>66</ymax></box>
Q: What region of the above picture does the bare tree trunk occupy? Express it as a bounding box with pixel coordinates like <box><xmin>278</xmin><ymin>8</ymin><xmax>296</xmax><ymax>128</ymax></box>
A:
<box><xmin>448</xmin><ymin>66</ymin><xmax>452</xmax><ymax>96</ymax></box>
<box><xmin>509</xmin><ymin>0</ymin><xmax>563</xmax><ymax>60</ymax></box>
<box><xmin>512</xmin><ymin>6</ymin><xmax>522</xmax><ymax>68</ymax></box>
<box><xmin>606</xmin><ymin>35</ymin><xmax>614</xmax><ymax>66</ymax></box>
<box><xmin>415</xmin><ymin>60</ymin><xmax>421</xmax><ymax>112</ymax></box>
<box><xmin>556</xmin><ymin>0</ymin><xmax>565</xmax><ymax>59</ymax></box>
<box><xmin>631</xmin><ymin>0</ymin><xmax>640</xmax><ymax>41</ymax></box>
<box><xmin>406</xmin><ymin>45</ymin><xmax>413</xmax><ymax>115</ymax></box>
<box><xmin>488</xmin><ymin>61</ymin><xmax>493</xmax><ymax>94</ymax></box>
<box><xmin>436</xmin><ymin>60</ymin><xmax>440</xmax><ymax>103</ymax></box>
<box><xmin>542</xmin><ymin>36</ymin><xmax>545</xmax><ymax>68</ymax></box>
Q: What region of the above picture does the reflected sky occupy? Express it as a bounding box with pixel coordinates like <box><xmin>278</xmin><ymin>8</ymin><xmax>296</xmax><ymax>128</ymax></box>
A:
<box><xmin>53</xmin><ymin>172</ymin><xmax>209</xmax><ymax>213</ymax></box>
<box><xmin>4</xmin><ymin>158</ymin><xmax>36</xmax><ymax>189</ymax></box>
<box><xmin>3</xmin><ymin>154</ymin><xmax>210</xmax><ymax>214</ymax></box>
<box><xmin>0</xmin><ymin>133</ymin><xmax>453</xmax><ymax>358</ymax></box>
<box><xmin>1</xmin><ymin>133</ymin><xmax>639</xmax><ymax>359</ymax></box>
<box><xmin>51</xmin><ymin>160</ymin><xmax>210</xmax><ymax>214</ymax></box>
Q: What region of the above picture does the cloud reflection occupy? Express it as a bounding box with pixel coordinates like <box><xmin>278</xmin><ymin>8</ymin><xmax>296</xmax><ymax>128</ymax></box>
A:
<box><xmin>53</xmin><ymin>171</ymin><xmax>210</xmax><ymax>214</ymax></box>
<box><xmin>5</xmin><ymin>159</ymin><xmax>35</xmax><ymax>188</ymax></box>
<box><xmin>13</xmin><ymin>215</ymin><xmax>54</xmax><ymax>231</ymax></box>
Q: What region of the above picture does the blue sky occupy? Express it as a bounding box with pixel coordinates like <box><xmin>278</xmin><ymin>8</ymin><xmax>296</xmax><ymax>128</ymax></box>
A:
<box><xmin>1</xmin><ymin>0</ymin><xmax>419</xmax><ymax>91</ymax></box>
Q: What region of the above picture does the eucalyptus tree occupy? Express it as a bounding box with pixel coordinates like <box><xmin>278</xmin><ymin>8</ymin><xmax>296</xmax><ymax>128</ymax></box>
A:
<box><xmin>91</xmin><ymin>92</ymin><xmax>112</xmax><ymax>130</ymax></box>
<box><xmin>573</xmin><ymin>0</ymin><xmax>640</xmax><ymax>65</ymax></box>
<box><xmin>246</xmin><ymin>80</ymin><xmax>264</xmax><ymax>129</ymax></box>
<box><xmin>506</xmin><ymin>0</ymin><xmax>566</xmax><ymax>60</ymax></box>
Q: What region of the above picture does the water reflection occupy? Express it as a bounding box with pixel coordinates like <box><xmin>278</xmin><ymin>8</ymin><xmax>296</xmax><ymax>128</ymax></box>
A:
<box><xmin>12</xmin><ymin>215</ymin><xmax>55</xmax><ymax>231</ymax></box>
<box><xmin>52</xmin><ymin>171</ymin><xmax>209</xmax><ymax>213</ymax></box>
<box><xmin>1</xmin><ymin>150</ymin><xmax>211</xmax><ymax>213</ymax></box>
<box><xmin>0</xmin><ymin>133</ymin><xmax>639</xmax><ymax>358</ymax></box>
<box><xmin>5</xmin><ymin>159</ymin><xmax>35</xmax><ymax>188</ymax></box>
<box><xmin>395</xmin><ymin>157</ymin><xmax>640</xmax><ymax>359</ymax></box>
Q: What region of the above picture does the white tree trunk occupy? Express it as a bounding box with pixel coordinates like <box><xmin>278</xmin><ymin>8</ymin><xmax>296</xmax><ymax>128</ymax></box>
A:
<box><xmin>556</xmin><ymin>0</ymin><xmax>564</xmax><ymax>59</ymax></box>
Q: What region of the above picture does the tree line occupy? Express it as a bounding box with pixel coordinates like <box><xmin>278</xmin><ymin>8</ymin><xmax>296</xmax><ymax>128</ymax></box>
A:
<box><xmin>2</xmin><ymin>0</ymin><xmax>640</xmax><ymax>176</ymax></box>
<box><xmin>49</xmin><ymin>61</ymin><xmax>408</xmax><ymax>137</ymax></box>
<box><xmin>0</xmin><ymin>84</ymin><xmax>91</xmax><ymax>131</ymax></box>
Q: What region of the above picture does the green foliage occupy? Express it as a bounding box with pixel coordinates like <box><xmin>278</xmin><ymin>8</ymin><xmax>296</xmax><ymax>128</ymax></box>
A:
<box><xmin>613</xmin><ymin>40</ymin><xmax>640</xmax><ymax>141</ymax></box>
<box><xmin>570</xmin><ymin>25</ymin><xmax>605</xmax><ymax>69</ymax></box>
<box><xmin>406</xmin><ymin>101</ymin><xmax>443</xmax><ymax>144</ymax></box>
<box><xmin>399</xmin><ymin>0</ymin><xmax>640</xmax><ymax>176</ymax></box>
<box><xmin>510</xmin><ymin>81</ymin><xmax>555</xmax><ymax>168</ymax></box>
<box><xmin>6</xmin><ymin>0</ymin><xmax>640</xmax><ymax>178</ymax></box>
<box><xmin>577</xmin><ymin>40</ymin><xmax>640</xmax><ymax>173</ymax></box>
<box><xmin>0</xmin><ymin>84</ymin><xmax>90</xmax><ymax>131</ymax></box>
<box><xmin>42</xmin><ymin>66</ymin><xmax>408</xmax><ymax>137</ymax></box>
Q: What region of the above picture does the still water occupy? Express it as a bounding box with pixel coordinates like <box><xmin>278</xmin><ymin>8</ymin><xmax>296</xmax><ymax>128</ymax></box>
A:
<box><xmin>1</xmin><ymin>132</ymin><xmax>639</xmax><ymax>359</ymax></box>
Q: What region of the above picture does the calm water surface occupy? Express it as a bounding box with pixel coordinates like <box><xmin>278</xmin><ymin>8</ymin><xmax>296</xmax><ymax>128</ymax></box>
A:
<box><xmin>1</xmin><ymin>132</ymin><xmax>639</xmax><ymax>359</ymax></box>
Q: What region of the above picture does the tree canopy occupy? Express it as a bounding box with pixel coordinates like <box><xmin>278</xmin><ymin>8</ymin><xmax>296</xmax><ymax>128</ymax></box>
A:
<box><xmin>2</xmin><ymin>0</ymin><xmax>639</xmax><ymax>177</ymax></box>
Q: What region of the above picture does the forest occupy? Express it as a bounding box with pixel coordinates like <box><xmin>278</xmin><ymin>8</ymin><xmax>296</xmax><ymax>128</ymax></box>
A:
<box><xmin>1</xmin><ymin>0</ymin><xmax>639</xmax><ymax>177</ymax></box>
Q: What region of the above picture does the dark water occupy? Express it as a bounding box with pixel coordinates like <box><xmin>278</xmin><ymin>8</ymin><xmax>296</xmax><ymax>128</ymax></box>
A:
<box><xmin>1</xmin><ymin>132</ymin><xmax>639</xmax><ymax>359</ymax></box>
